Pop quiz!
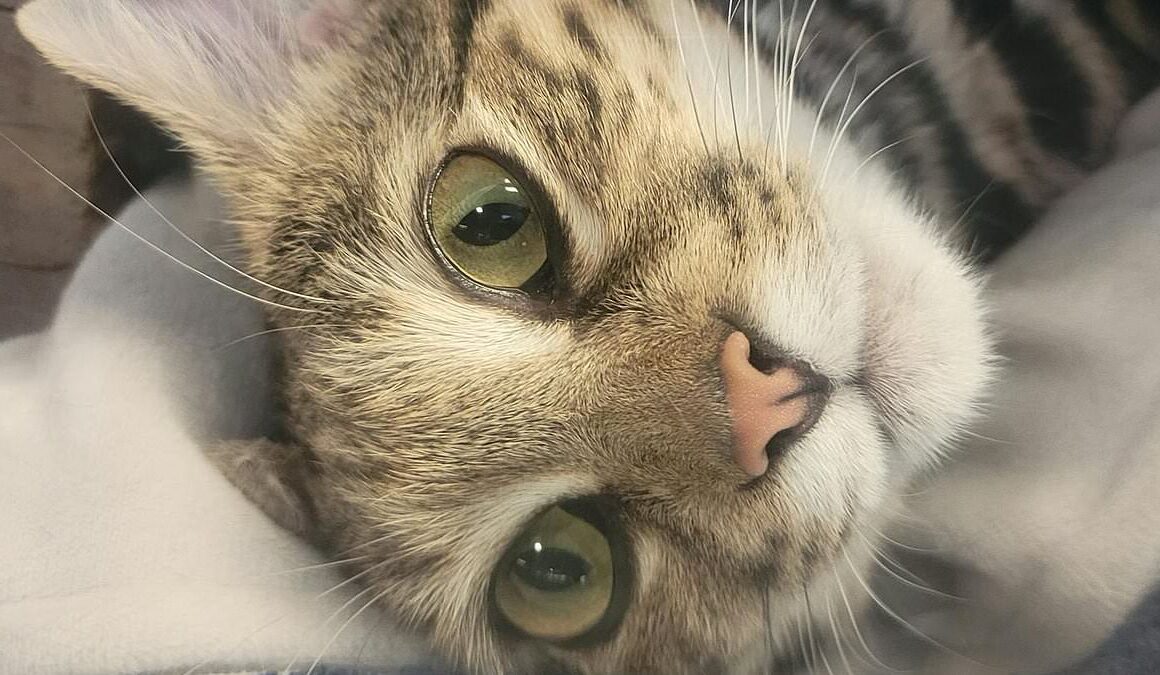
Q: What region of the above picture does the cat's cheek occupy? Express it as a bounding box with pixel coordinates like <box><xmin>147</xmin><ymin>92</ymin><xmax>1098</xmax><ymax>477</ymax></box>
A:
<box><xmin>748</xmin><ymin>233</ymin><xmax>867</xmax><ymax>375</ymax></box>
<box><xmin>779</xmin><ymin>388</ymin><xmax>890</xmax><ymax>543</ymax></box>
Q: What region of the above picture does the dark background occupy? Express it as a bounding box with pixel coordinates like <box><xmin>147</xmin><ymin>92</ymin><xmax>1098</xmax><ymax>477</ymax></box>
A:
<box><xmin>0</xmin><ymin>0</ymin><xmax>101</xmax><ymax>339</ymax></box>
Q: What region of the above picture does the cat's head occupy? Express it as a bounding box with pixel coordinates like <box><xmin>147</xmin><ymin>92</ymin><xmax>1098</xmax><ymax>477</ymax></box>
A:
<box><xmin>18</xmin><ymin>0</ymin><xmax>991</xmax><ymax>671</ymax></box>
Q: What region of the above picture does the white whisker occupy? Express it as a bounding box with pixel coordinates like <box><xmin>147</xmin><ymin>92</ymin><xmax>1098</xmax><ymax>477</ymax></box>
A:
<box><xmin>689</xmin><ymin>0</ymin><xmax>723</xmax><ymax>152</ymax></box>
<box><xmin>819</xmin><ymin>70</ymin><xmax>859</xmax><ymax>183</ymax></box>
<box><xmin>864</xmin><ymin>522</ymin><xmax>938</xmax><ymax>553</ymax></box>
<box><xmin>853</xmin><ymin>133</ymin><xmax>919</xmax><ymax>177</ymax></box>
<box><xmin>856</xmin><ymin>530</ymin><xmax>932</xmax><ymax>582</ymax></box>
<box><xmin>841</xmin><ymin>547</ymin><xmax>986</xmax><ymax>667</ymax></box>
<box><xmin>180</xmin><ymin>560</ymin><xmax>381</xmax><ymax>675</ymax></box>
<box><xmin>776</xmin><ymin>0</ymin><xmax>788</xmax><ymax>172</ymax></box>
<box><xmin>742</xmin><ymin>0</ymin><xmax>751</xmax><ymax>123</ymax></box>
<box><xmin>751</xmin><ymin>0</ymin><xmax>763</xmax><ymax>136</ymax></box>
<box><xmin>794</xmin><ymin>614</ymin><xmax>810</xmax><ymax>674</ymax></box>
<box><xmin>807</xmin><ymin>30</ymin><xmax>885</xmax><ymax>161</ymax></box>
<box><xmin>671</xmin><ymin>0</ymin><xmax>711</xmax><ymax>155</ymax></box>
<box><xmin>822</xmin><ymin>58</ymin><xmax>927</xmax><ymax>186</ymax></box>
<box><xmin>283</xmin><ymin>583</ymin><xmax>377</xmax><ymax>674</ymax></box>
<box><xmin>871</xmin><ymin>548</ymin><xmax>964</xmax><ymax>602</ymax></box>
<box><xmin>215</xmin><ymin>323</ymin><xmax>344</xmax><ymax>351</ymax></box>
<box><xmin>805</xmin><ymin>585</ymin><xmax>837</xmax><ymax>675</ymax></box>
<box><xmin>0</xmin><ymin>130</ymin><xmax>320</xmax><ymax>315</ymax></box>
<box><xmin>305</xmin><ymin>587</ymin><xmax>392</xmax><ymax>675</ymax></box>
<box><xmin>86</xmin><ymin>107</ymin><xmax>333</xmax><ymax>306</ymax></box>
<box><xmin>949</xmin><ymin>179</ymin><xmax>998</xmax><ymax>235</ymax></box>
<box><xmin>262</xmin><ymin>555</ymin><xmax>371</xmax><ymax>578</ymax></box>
<box><xmin>282</xmin><ymin>557</ymin><xmax>393</xmax><ymax>674</ymax></box>
<box><xmin>825</xmin><ymin>594</ymin><xmax>856</xmax><ymax>675</ymax></box>
<box><xmin>726</xmin><ymin>0</ymin><xmax>744</xmax><ymax>160</ymax></box>
<box><xmin>784</xmin><ymin>0</ymin><xmax>819</xmax><ymax>168</ymax></box>
<box><xmin>834</xmin><ymin>559</ymin><xmax>902</xmax><ymax>671</ymax></box>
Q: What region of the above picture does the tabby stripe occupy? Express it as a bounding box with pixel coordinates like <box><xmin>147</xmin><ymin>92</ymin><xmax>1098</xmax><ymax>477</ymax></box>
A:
<box><xmin>814</xmin><ymin>0</ymin><xmax>1037</xmax><ymax>259</ymax></box>
<box><xmin>1075</xmin><ymin>0</ymin><xmax>1160</xmax><ymax>100</ymax></box>
<box><xmin>949</xmin><ymin>0</ymin><xmax>1096</xmax><ymax>168</ymax></box>
<box><xmin>563</xmin><ymin>4</ymin><xmax>609</xmax><ymax>60</ymax></box>
<box><xmin>785</xmin><ymin>25</ymin><xmax>926</xmax><ymax>194</ymax></box>
<box><xmin>448</xmin><ymin>0</ymin><xmax>492</xmax><ymax>109</ymax></box>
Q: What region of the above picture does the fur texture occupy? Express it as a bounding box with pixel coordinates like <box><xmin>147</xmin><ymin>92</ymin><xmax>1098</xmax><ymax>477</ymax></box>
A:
<box><xmin>14</xmin><ymin>0</ymin><xmax>1155</xmax><ymax>672</ymax></box>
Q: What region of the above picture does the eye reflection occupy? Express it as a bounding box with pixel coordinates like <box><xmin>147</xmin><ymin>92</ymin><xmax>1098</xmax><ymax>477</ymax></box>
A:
<box><xmin>491</xmin><ymin>499</ymin><xmax>629</xmax><ymax>644</ymax></box>
<box><xmin>427</xmin><ymin>153</ymin><xmax>549</xmax><ymax>290</ymax></box>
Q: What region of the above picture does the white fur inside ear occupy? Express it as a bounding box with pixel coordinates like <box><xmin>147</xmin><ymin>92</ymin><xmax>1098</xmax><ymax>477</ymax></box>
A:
<box><xmin>15</xmin><ymin>0</ymin><xmax>352</xmax><ymax>144</ymax></box>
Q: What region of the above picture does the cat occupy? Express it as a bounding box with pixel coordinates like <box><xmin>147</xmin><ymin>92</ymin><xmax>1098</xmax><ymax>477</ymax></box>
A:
<box><xmin>14</xmin><ymin>0</ymin><xmax>1159</xmax><ymax>672</ymax></box>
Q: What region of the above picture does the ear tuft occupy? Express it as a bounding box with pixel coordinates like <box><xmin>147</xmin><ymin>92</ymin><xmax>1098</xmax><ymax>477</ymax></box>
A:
<box><xmin>15</xmin><ymin>0</ymin><xmax>361</xmax><ymax>148</ymax></box>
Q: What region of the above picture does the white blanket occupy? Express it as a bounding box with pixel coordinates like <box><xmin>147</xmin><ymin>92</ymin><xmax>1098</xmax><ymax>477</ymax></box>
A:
<box><xmin>0</xmin><ymin>180</ymin><xmax>432</xmax><ymax>674</ymax></box>
<box><xmin>2</xmin><ymin>91</ymin><xmax>1159</xmax><ymax>673</ymax></box>
<box><xmin>885</xmin><ymin>89</ymin><xmax>1160</xmax><ymax>674</ymax></box>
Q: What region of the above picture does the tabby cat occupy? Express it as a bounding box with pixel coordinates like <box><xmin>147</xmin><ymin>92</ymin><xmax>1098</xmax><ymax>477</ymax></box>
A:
<box><xmin>15</xmin><ymin>0</ymin><xmax>1159</xmax><ymax>672</ymax></box>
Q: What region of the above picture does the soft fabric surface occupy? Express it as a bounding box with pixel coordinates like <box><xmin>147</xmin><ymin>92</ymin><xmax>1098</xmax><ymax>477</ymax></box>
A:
<box><xmin>885</xmin><ymin>88</ymin><xmax>1160</xmax><ymax>674</ymax></box>
<box><xmin>0</xmin><ymin>180</ymin><xmax>434</xmax><ymax>674</ymax></box>
<box><xmin>2</xmin><ymin>90</ymin><xmax>1160</xmax><ymax>673</ymax></box>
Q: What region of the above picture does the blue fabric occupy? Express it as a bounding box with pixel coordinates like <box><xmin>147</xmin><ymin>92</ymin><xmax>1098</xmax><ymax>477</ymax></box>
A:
<box><xmin>1061</xmin><ymin>584</ymin><xmax>1160</xmax><ymax>674</ymax></box>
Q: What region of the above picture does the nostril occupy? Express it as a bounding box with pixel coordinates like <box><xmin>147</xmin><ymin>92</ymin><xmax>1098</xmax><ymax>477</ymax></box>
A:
<box><xmin>738</xmin><ymin>332</ymin><xmax>832</xmax><ymax>399</ymax></box>
<box><xmin>720</xmin><ymin>330</ymin><xmax>833</xmax><ymax>477</ymax></box>
<box><xmin>762</xmin><ymin>390</ymin><xmax>826</xmax><ymax>464</ymax></box>
<box><xmin>764</xmin><ymin>427</ymin><xmax>797</xmax><ymax>461</ymax></box>
<box><xmin>746</xmin><ymin>343</ymin><xmax>779</xmax><ymax>374</ymax></box>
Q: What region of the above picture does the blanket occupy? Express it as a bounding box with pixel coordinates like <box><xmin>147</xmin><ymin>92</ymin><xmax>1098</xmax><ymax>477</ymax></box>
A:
<box><xmin>0</xmin><ymin>179</ymin><xmax>435</xmax><ymax>674</ymax></box>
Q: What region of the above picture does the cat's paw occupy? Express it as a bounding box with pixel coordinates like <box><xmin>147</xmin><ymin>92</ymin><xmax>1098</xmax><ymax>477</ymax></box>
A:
<box><xmin>206</xmin><ymin>438</ymin><xmax>317</xmax><ymax>539</ymax></box>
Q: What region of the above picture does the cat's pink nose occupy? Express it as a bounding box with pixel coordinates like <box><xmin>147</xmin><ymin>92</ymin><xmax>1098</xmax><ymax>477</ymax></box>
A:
<box><xmin>720</xmin><ymin>331</ymin><xmax>828</xmax><ymax>477</ymax></box>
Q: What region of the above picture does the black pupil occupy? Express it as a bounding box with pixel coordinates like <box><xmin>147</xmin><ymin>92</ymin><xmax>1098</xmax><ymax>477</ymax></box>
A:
<box><xmin>513</xmin><ymin>545</ymin><xmax>590</xmax><ymax>592</ymax></box>
<box><xmin>453</xmin><ymin>202</ymin><xmax>529</xmax><ymax>247</ymax></box>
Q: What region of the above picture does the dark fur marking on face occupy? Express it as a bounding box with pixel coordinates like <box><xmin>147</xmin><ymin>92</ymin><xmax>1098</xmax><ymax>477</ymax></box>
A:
<box><xmin>563</xmin><ymin>254</ymin><xmax>642</xmax><ymax>322</ymax></box>
<box><xmin>625</xmin><ymin>495</ymin><xmax>790</xmax><ymax>591</ymax></box>
<box><xmin>797</xmin><ymin>536</ymin><xmax>829</xmax><ymax>577</ymax></box>
<box><xmin>493</xmin><ymin>29</ymin><xmax>623</xmax><ymax>190</ymax></box>
<box><xmin>574</xmin><ymin>72</ymin><xmax>605</xmax><ymax>140</ymax></box>
<box><xmin>449</xmin><ymin>0</ymin><xmax>493</xmax><ymax>108</ymax></box>
<box><xmin>563</xmin><ymin>5</ymin><xmax>608</xmax><ymax>61</ymax></box>
<box><xmin>699</xmin><ymin>159</ymin><xmax>746</xmax><ymax>244</ymax></box>
<box><xmin>644</xmin><ymin>72</ymin><xmax>671</xmax><ymax>111</ymax></box>
<box><xmin>604</xmin><ymin>0</ymin><xmax>665</xmax><ymax>44</ymax></box>
<box><xmin>498</xmin><ymin>27</ymin><xmax>535</xmax><ymax>69</ymax></box>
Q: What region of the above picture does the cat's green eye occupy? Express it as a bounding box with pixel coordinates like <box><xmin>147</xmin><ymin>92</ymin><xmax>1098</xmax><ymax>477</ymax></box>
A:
<box><xmin>492</xmin><ymin>500</ymin><xmax>628</xmax><ymax>643</ymax></box>
<box><xmin>427</xmin><ymin>153</ymin><xmax>549</xmax><ymax>291</ymax></box>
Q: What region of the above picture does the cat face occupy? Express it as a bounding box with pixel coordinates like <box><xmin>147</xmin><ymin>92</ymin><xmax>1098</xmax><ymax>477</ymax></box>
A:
<box><xmin>18</xmin><ymin>0</ymin><xmax>991</xmax><ymax>671</ymax></box>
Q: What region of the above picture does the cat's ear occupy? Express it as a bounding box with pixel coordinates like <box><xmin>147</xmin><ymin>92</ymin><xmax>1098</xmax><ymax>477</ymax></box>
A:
<box><xmin>15</xmin><ymin>0</ymin><xmax>362</xmax><ymax>152</ymax></box>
